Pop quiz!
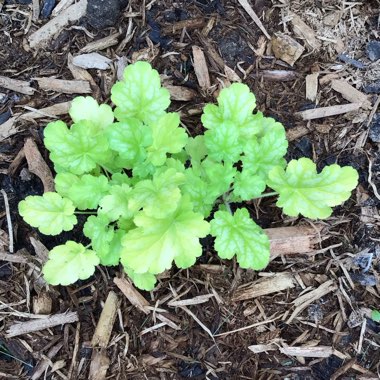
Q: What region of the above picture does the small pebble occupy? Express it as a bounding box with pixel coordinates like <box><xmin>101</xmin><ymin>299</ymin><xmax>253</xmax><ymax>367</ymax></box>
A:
<box><xmin>366</xmin><ymin>41</ymin><xmax>380</xmax><ymax>61</ymax></box>
<box><xmin>86</xmin><ymin>0</ymin><xmax>123</xmax><ymax>29</ymax></box>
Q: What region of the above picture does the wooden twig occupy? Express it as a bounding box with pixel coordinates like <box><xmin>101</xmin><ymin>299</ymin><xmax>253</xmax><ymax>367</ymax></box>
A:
<box><xmin>238</xmin><ymin>0</ymin><xmax>270</xmax><ymax>39</ymax></box>
<box><xmin>0</xmin><ymin>75</ymin><xmax>34</xmax><ymax>95</ymax></box>
<box><xmin>1</xmin><ymin>189</ymin><xmax>13</xmax><ymax>253</ymax></box>
<box><xmin>34</xmin><ymin>77</ymin><xmax>91</xmax><ymax>94</ymax></box>
<box><xmin>192</xmin><ymin>46</ymin><xmax>211</xmax><ymax>89</ymax></box>
<box><xmin>296</xmin><ymin>103</ymin><xmax>361</xmax><ymax>120</ymax></box>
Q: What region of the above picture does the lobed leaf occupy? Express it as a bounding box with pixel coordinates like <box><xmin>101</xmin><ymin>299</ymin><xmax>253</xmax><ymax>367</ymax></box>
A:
<box><xmin>19</xmin><ymin>192</ymin><xmax>77</xmax><ymax>235</ymax></box>
<box><xmin>124</xmin><ymin>267</ymin><xmax>157</xmax><ymax>291</ymax></box>
<box><xmin>267</xmin><ymin>158</ymin><xmax>359</xmax><ymax>219</ymax></box>
<box><xmin>42</xmin><ymin>241</ymin><xmax>99</xmax><ymax>285</ymax></box>
<box><xmin>211</xmin><ymin>208</ymin><xmax>270</xmax><ymax>270</ymax></box>
<box><xmin>98</xmin><ymin>184</ymin><xmax>133</xmax><ymax>221</ymax></box>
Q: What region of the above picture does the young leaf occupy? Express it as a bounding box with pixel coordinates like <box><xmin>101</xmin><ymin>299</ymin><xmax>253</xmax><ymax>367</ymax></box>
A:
<box><xmin>232</xmin><ymin>171</ymin><xmax>266</xmax><ymax>201</ymax></box>
<box><xmin>111</xmin><ymin>61</ymin><xmax>170</xmax><ymax>125</ymax></box>
<box><xmin>129</xmin><ymin>168</ymin><xmax>185</xmax><ymax>217</ymax></box>
<box><xmin>211</xmin><ymin>208</ymin><xmax>270</xmax><ymax>270</ymax></box>
<box><xmin>55</xmin><ymin>173</ymin><xmax>79</xmax><ymax>197</ymax></box>
<box><xmin>42</xmin><ymin>241</ymin><xmax>99</xmax><ymax>285</ymax></box>
<box><xmin>371</xmin><ymin>309</ymin><xmax>380</xmax><ymax>322</ymax></box>
<box><xmin>83</xmin><ymin>215</ymin><xmax>115</xmax><ymax>257</ymax></box>
<box><xmin>185</xmin><ymin>135</ymin><xmax>207</xmax><ymax>163</ymax></box>
<box><xmin>67</xmin><ymin>174</ymin><xmax>109</xmax><ymax>210</ymax></box>
<box><xmin>242</xmin><ymin>120</ymin><xmax>288</xmax><ymax>180</ymax></box>
<box><xmin>201</xmin><ymin>83</ymin><xmax>260</xmax><ymax>138</ymax></box>
<box><xmin>124</xmin><ymin>267</ymin><xmax>157</xmax><ymax>291</ymax></box>
<box><xmin>69</xmin><ymin>96</ymin><xmax>114</xmax><ymax>130</ymax></box>
<box><xmin>96</xmin><ymin>229</ymin><xmax>124</xmax><ymax>266</ymax></box>
<box><xmin>44</xmin><ymin>120</ymin><xmax>110</xmax><ymax>175</ymax></box>
<box><xmin>267</xmin><ymin>158</ymin><xmax>359</xmax><ymax>219</ymax></box>
<box><xmin>147</xmin><ymin>112</ymin><xmax>188</xmax><ymax>166</ymax></box>
<box><xmin>98</xmin><ymin>184</ymin><xmax>132</xmax><ymax>221</ymax></box>
<box><xmin>120</xmin><ymin>196</ymin><xmax>210</xmax><ymax>274</ymax></box>
<box><xmin>204</xmin><ymin>121</ymin><xmax>243</xmax><ymax>163</ymax></box>
<box><xmin>19</xmin><ymin>192</ymin><xmax>77</xmax><ymax>235</ymax></box>
<box><xmin>107</xmin><ymin>119</ymin><xmax>152</xmax><ymax>168</ymax></box>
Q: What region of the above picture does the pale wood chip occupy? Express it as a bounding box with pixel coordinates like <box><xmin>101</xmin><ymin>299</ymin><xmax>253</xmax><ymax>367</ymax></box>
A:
<box><xmin>279</xmin><ymin>345</ymin><xmax>333</xmax><ymax>357</ymax></box>
<box><xmin>30</xmin><ymin>236</ymin><xmax>49</xmax><ymax>262</ymax></box>
<box><xmin>0</xmin><ymin>75</ymin><xmax>34</xmax><ymax>95</ymax></box>
<box><xmin>192</xmin><ymin>46</ymin><xmax>211</xmax><ymax>89</ymax></box>
<box><xmin>156</xmin><ymin>314</ymin><xmax>181</xmax><ymax>330</ymax></box>
<box><xmin>271</xmin><ymin>34</ymin><xmax>304</xmax><ymax>66</ymax></box>
<box><xmin>166</xmin><ymin>85</ymin><xmax>197</xmax><ymax>101</ymax></box>
<box><xmin>33</xmin><ymin>292</ymin><xmax>52</xmax><ymax>315</ymax></box>
<box><xmin>0</xmin><ymin>115</ymin><xmax>21</xmax><ymax>141</ymax></box>
<box><xmin>28</xmin><ymin>0</ymin><xmax>87</xmax><ymax>48</ymax></box>
<box><xmin>52</xmin><ymin>0</ymin><xmax>74</xmax><ymax>16</ymax></box>
<box><xmin>24</xmin><ymin>138</ymin><xmax>55</xmax><ymax>193</ymax></box>
<box><xmin>113</xmin><ymin>277</ymin><xmax>150</xmax><ymax>314</ymax></box>
<box><xmin>6</xmin><ymin>311</ymin><xmax>79</xmax><ymax>338</ymax></box>
<box><xmin>31</xmin><ymin>342</ymin><xmax>63</xmax><ymax>380</ymax></box>
<box><xmin>72</xmin><ymin>53</ymin><xmax>112</xmax><ymax>70</ymax></box>
<box><xmin>237</xmin><ymin>0</ymin><xmax>270</xmax><ymax>39</ymax></box>
<box><xmin>290</xmin><ymin>13</ymin><xmax>321</xmax><ymax>51</ymax></box>
<box><xmin>331</xmin><ymin>79</ymin><xmax>371</xmax><ymax>109</ymax></box>
<box><xmin>306</xmin><ymin>73</ymin><xmax>319</xmax><ymax>102</ymax></box>
<box><xmin>168</xmin><ymin>294</ymin><xmax>214</xmax><ymax>307</ymax></box>
<box><xmin>266</xmin><ymin>225</ymin><xmax>323</xmax><ymax>259</ymax></box>
<box><xmin>21</xmin><ymin>101</ymin><xmax>72</xmax><ymax>120</ymax></box>
<box><xmin>248</xmin><ymin>343</ymin><xmax>277</xmax><ymax>353</ymax></box>
<box><xmin>34</xmin><ymin>77</ymin><xmax>91</xmax><ymax>94</ymax></box>
<box><xmin>287</xmin><ymin>280</ymin><xmax>338</xmax><ymax>323</ymax></box>
<box><xmin>91</xmin><ymin>291</ymin><xmax>120</xmax><ymax>348</ymax></box>
<box><xmin>32</xmin><ymin>0</ymin><xmax>39</xmax><ymax>21</ymax></box>
<box><xmin>162</xmin><ymin>18</ymin><xmax>205</xmax><ymax>34</ymax></box>
<box><xmin>252</xmin><ymin>70</ymin><xmax>298</xmax><ymax>81</ymax></box>
<box><xmin>286</xmin><ymin>125</ymin><xmax>310</xmax><ymax>141</ymax></box>
<box><xmin>197</xmin><ymin>34</ymin><xmax>225</xmax><ymax>71</ymax></box>
<box><xmin>296</xmin><ymin>103</ymin><xmax>362</xmax><ymax>120</ymax></box>
<box><xmin>224</xmin><ymin>65</ymin><xmax>241</xmax><ymax>82</ymax></box>
<box><xmin>80</xmin><ymin>33</ymin><xmax>120</xmax><ymax>53</ymax></box>
<box><xmin>233</xmin><ymin>273</ymin><xmax>295</xmax><ymax>302</ymax></box>
<box><xmin>0</xmin><ymin>251</ymin><xmax>28</xmax><ymax>264</ymax></box>
<box><xmin>89</xmin><ymin>349</ymin><xmax>110</xmax><ymax>380</ymax></box>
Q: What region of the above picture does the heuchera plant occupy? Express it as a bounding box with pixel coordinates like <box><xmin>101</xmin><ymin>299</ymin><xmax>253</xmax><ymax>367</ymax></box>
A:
<box><xmin>18</xmin><ymin>61</ymin><xmax>359</xmax><ymax>291</ymax></box>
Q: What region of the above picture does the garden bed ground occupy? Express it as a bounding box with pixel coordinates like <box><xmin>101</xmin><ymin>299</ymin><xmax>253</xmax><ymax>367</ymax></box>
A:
<box><xmin>1</xmin><ymin>0</ymin><xmax>380</xmax><ymax>379</ymax></box>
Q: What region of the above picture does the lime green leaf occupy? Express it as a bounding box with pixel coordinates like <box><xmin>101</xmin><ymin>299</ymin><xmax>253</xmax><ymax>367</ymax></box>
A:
<box><xmin>371</xmin><ymin>309</ymin><xmax>380</xmax><ymax>322</ymax></box>
<box><xmin>204</xmin><ymin>121</ymin><xmax>242</xmax><ymax>163</ymax></box>
<box><xmin>201</xmin><ymin>83</ymin><xmax>260</xmax><ymax>139</ymax></box>
<box><xmin>107</xmin><ymin>119</ymin><xmax>152</xmax><ymax>168</ymax></box>
<box><xmin>69</xmin><ymin>96</ymin><xmax>113</xmax><ymax>130</ymax></box>
<box><xmin>19</xmin><ymin>192</ymin><xmax>77</xmax><ymax>235</ymax></box>
<box><xmin>186</xmin><ymin>136</ymin><xmax>207</xmax><ymax>163</ymax></box>
<box><xmin>124</xmin><ymin>267</ymin><xmax>157</xmax><ymax>291</ymax></box>
<box><xmin>44</xmin><ymin>120</ymin><xmax>110</xmax><ymax>175</ymax></box>
<box><xmin>55</xmin><ymin>173</ymin><xmax>79</xmax><ymax>197</ymax></box>
<box><xmin>147</xmin><ymin>113</ymin><xmax>188</xmax><ymax>166</ymax></box>
<box><xmin>242</xmin><ymin>120</ymin><xmax>288</xmax><ymax>180</ymax></box>
<box><xmin>111</xmin><ymin>61</ymin><xmax>170</xmax><ymax>125</ymax></box>
<box><xmin>42</xmin><ymin>241</ymin><xmax>99</xmax><ymax>285</ymax></box>
<box><xmin>182</xmin><ymin>168</ymin><xmax>216</xmax><ymax>217</ymax></box>
<box><xmin>84</xmin><ymin>215</ymin><xmax>114</xmax><ymax>257</ymax></box>
<box><xmin>121</xmin><ymin>196</ymin><xmax>210</xmax><ymax>274</ymax></box>
<box><xmin>110</xmin><ymin>173</ymin><xmax>132</xmax><ymax>186</ymax></box>
<box><xmin>211</xmin><ymin>208</ymin><xmax>270</xmax><ymax>270</ymax></box>
<box><xmin>129</xmin><ymin>168</ymin><xmax>185</xmax><ymax>217</ymax></box>
<box><xmin>95</xmin><ymin>229</ymin><xmax>124</xmax><ymax>266</ymax></box>
<box><xmin>165</xmin><ymin>157</ymin><xmax>186</xmax><ymax>173</ymax></box>
<box><xmin>232</xmin><ymin>171</ymin><xmax>266</xmax><ymax>201</ymax></box>
<box><xmin>132</xmin><ymin>159</ymin><xmax>156</xmax><ymax>179</ymax></box>
<box><xmin>201</xmin><ymin>159</ymin><xmax>237</xmax><ymax>198</ymax></box>
<box><xmin>67</xmin><ymin>175</ymin><xmax>109</xmax><ymax>210</ymax></box>
<box><xmin>267</xmin><ymin>158</ymin><xmax>359</xmax><ymax>219</ymax></box>
<box><xmin>98</xmin><ymin>184</ymin><xmax>132</xmax><ymax>221</ymax></box>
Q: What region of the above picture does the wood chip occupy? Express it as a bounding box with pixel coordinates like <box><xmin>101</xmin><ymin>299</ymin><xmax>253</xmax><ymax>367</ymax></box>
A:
<box><xmin>287</xmin><ymin>280</ymin><xmax>337</xmax><ymax>323</ymax></box>
<box><xmin>113</xmin><ymin>277</ymin><xmax>150</xmax><ymax>314</ymax></box>
<box><xmin>89</xmin><ymin>349</ymin><xmax>110</xmax><ymax>380</ymax></box>
<box><xmin>24</xmin><ymin>138</ymin><xmax>55</xmax><ymax>193</ymax></box>
<box><xmin>33</xmin><ymin>292</ymin><xmax>53</xmax><ymax>315</ymax></box>
<box><xmin>331</xmin><ymin>79</ymin><xmax>371</xmax><ymax>109</ymax></box>
<box><xmin>0</xmin><ymin>75</ymin><xmax>34</xmax><ymax>95</ymax></box>
<box><xmin>51</xmin><ymin>0</ymin><xmax>74</xmax><ymax>16</ymax></box>
<box><xmin>6</xmin><ymin>311</ymin><xmax>79</xmax><ymax>338</ymax></box>
<box><xmin>192</xmin><ymin>46</ymin><xmax>211</xmax><ymax>89</ymax></box>
<box><xmin>279</xmin><ymin>346</ymin><xmax>333</xmax><ymax>358</ymax></box>
<box><xmin>306</xmin><ymin>73</ymin><xmax>319</xmax><ymax>102</ymax></box>
<box><xmin>237</xmin><ymin>0</ymin><xmax>271</xmax><ymax>39</ymax></box>
<box><xmin>232</xmin><ymin>273</ymin><xmax>296</xmax><ymax>302</ymax></box>
<box><xmin>80</xmin><ymin>33</ymin><xmax>120</xmax><ymax>53</ymax></box>
<box><xmin>271</xmin><ymin>34</ymin><xmax>304</xmax><ymax>66</ymax></box>
<box><xmin>248</xmin><ymin>343</ymin><xmax>277</xmax><ymax>353</ymax></box>
<box><xmin>0</xmin><ymin>115</ymin><xmax>20</xmax><ymax>141</ymax></box>
<box><xmin>290</xmin><ymin>13</ymin><xmax>321</xmax><ymax>51</ymax></box>
<box><xmin>286</xmin><ymin>125</ymin><xmax>310</xmax><ymax>141</ymax></box>
<box><xmin>166</xmin><ymin>85</ymin><xmax>197</xmax><ymax>101</ymax></box>
<box><xmin>31</xmin><ymin>342</ymin><xmax>63</xmax><ymax>380</ymax></box>
<box><xmin>0</xmin><ymin>251</ymin><xmax>29</xmax><ymax>264</ymax></box>
<box><xmin>296</xmin><ymin>103</ymin><xmax>361</xmax><ymax>120</ymax></box>
<box><xmin>72</xmin><ymin>53</ymin><xmax>112</xmax><ymax>70</ymax></box>
<box><xmin>34</xmin><ymin>77</ymin><xmax>91</xmax><ymax>94</ymax></box>
<box><xmin>252</xmin><ymin>70</ymin><xmax>298</xmax><ymax>81</ymax></box>
<box><xmin>162</xmin><ymin>18</ymin><xmax>205</xmax><ymax>34</ymax></box>
<box><xmin>168</xmin><ymin>294</ymin><xmax>214</xmax><ymax>307</ymax></box>
<box><xmin>28</xmin><ymin>0</ymin><xmax>87</xmax><ymax>48</ymax></box>
<box><xmin>21</xmin><ymin>101</ymin><xmax>72</xmax><ymax>120</ymax></box>
<box><xmin>91</xmin><ymin>291</ymin><xmax>120</xmax><ymax>348</ymax></box>
<box><xmin>266</xmin><ymin>225</ymin><xmax>322</xmax><ymax>259</ymax></box>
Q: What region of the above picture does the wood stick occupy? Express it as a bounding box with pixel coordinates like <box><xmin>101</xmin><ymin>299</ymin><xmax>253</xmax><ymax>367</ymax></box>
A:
<box><xmin>34</xmin><ymin>77</ymin><xmax>91</xmax><ymax>94</ymax></box>
<box><xmin>296</xmin><ymin>103</ymin><xmax>361</xmax><ymax>120</ymax></box>
<box><xmin>238</xmin><ymin>0</ymin><xmax>271</xmax><ymax>39</ymax></box>
<box><xmin>6</xmin><ymin>311</ymin><xmax>78</xmax><ymax>338</ymax></box>
<box><xmin>0</xmin><ymin>76</ymin><xmax>34</xmax><ymax>95</ymax></box>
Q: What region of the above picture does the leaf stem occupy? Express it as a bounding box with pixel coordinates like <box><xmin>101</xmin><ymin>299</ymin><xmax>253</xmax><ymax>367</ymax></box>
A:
<box><xmin>74</xmin><ymin>211</ymin><xmax>97</xmax><ymax>215</ymax></box>
<box><xmin>252</xmin><ymin>191</ymin><xmax>278</xmax><ymax>200</ymax></box>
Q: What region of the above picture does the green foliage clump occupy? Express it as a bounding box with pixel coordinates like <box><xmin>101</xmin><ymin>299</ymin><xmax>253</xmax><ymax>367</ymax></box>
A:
<box><xmin>18</xmin><ymin>61</ymin><xmax>359</xmax><ymax>290</ymax></box>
